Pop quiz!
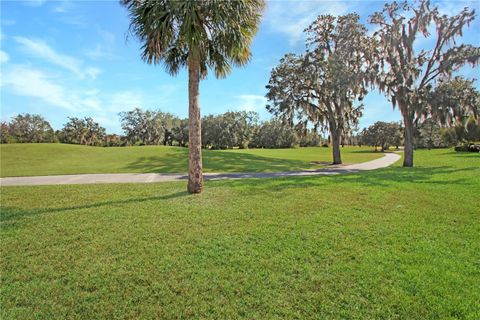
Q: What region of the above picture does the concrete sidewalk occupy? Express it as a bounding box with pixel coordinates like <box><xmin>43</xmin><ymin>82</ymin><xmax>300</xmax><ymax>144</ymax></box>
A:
<box><xmin>0</xmin><ymin>153</ymin><xmax>401</xmax><ymax>186</ymax></box>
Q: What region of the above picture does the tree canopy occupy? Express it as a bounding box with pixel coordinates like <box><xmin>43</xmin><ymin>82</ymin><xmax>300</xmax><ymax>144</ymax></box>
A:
<box><xmin>428</xmin><ymin>77</ymin><xmax>480</xmax><ymax>126</ymax></box>
<box><xmin>7</xmin><ymin>114</ymin><xmax>56</xmax><ymax>143</ymax></box>
<box><xmin>361</xmin><ymin>121</ymin><xmax>403</xmax><ymax>151</ymax></box>
<box><xmin>266</xmin><ymin>14</ymin><xmax>371</xmax><ymax>164</ymax></box>
<box><xmin>369</xmin><ymin>0</ymin><xmax>480</xmax><ymax>165</ymax></box>
<box><xmin>59</xmin><ymin>117</ymin><xmax>106</xmax><ymax>146</ymax></box>
<box><xmin>122</xmin><ymin>0</ymin><xmax>264</xmax><ymax>79</ymax></box>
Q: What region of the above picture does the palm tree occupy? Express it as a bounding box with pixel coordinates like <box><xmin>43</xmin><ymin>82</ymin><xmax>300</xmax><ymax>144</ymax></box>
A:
<box><xmin>122</xmin><ymin>0</ymin><xmax>264</xmax><ymax>193</ymax></box>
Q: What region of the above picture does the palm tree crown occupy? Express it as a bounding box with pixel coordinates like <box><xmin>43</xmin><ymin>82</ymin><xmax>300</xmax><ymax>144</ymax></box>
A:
<box><xmin>122</xmin><ymin>0</ymin><xmax>265</xmax><ymax>78</ymax></box>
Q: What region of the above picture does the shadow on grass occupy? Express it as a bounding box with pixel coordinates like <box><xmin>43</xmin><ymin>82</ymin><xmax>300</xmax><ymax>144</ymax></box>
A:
<box><xmin>208</xmin><ymin>165</ymin><xmax>476</xmax><ymax>193</ymax></box>
<box><xmin>3</xmin><ymin>154</ymin><xmax>477</xmax><ymax>226</ymax></box>
<box><xmin>1</xmin><ymin>191</ymin><xmax>189</xmax><ymax>223</ymax></box>
<box><xmin>124</xmin><ymin>150</ymin><xmax>323</xmax><ymax>173</ymax></box>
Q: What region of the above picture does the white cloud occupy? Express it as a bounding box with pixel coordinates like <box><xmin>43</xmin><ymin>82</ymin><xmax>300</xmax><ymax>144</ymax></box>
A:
<box><xmin>52</xmin><ymin>0</ymin><xmax>74</xmax><ymax>13</ymax></box>
<box><xmin>85</xmin><ymin>44</ymin><xmax>107</xmax><ymax>59</ymax></box>
<box><xmin>0</xmin><ymin>60</ymin><xmax>183</xmax><ymax>133</ymax></box>
<box><xmin>1</xmin><ymin>64</ymin><xmax>105</xmax><ymax>112</ymax></box>
<box><xmin>94</xmin><ymin>115</ymin><xmax>122</xmax><ymax>131</ymax></box>
<box><xmin>235</xmin><ymin>94</ymin><xmax>268</xmax><ymax>112</ymax></box>
<box><xmin>265</xmin><ymin>0</ymin><xmax>350</xmax><ymax>45</ymax></box>
<box><xmin>1</xmin><ymin>65</ymin><xmax>75</xmax><ymax>110</ymax></box>
<box><xmin>104</xmin><ymin>91</ymin><xmax>145</xmax><ymax>113</ymax></box>
<box><xmin>0</xmin><ymin>50</ymin><xmax>9</xmax><ymax>63</ymax></box>
<box><xmin>13</xmin><ymin>36</ymin><xmax>100</xmax><ymax>79</ymax></box>
<box><xmin>94</xmin><ymin>91</ymin><xmax>147</xmax><ymax>132</ymax></box>
<box><xmin>85</xmin><ymin>29</ymin><xmax>116</xmax><ymax>60</ymax></box>
<box><xmin>85</xmin><ymin>67</ymin><xmax>102</xmax><ymax>80</ymax></box>
<box><xmin>24</xmin><ymin>0</ymin><xmax>45</xmax><ymax>7</ymax></box>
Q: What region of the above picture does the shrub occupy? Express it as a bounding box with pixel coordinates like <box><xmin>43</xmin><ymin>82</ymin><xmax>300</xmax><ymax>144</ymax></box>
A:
<box><xmin>455</xmin><ymin>144</ymin><xmax>480</xmax><ymax>152</ymax></box>
<box><xmin>468</xmin><ymin>144</ymin><xmax>480</xmax><ymax>152</ymax></box>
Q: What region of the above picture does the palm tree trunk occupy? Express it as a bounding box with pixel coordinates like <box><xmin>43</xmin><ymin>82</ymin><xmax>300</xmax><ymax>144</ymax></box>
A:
<box><xmin>187</xmin><ymin>56</ymin><xmax>204</xmax><ymax>193</ymax></box>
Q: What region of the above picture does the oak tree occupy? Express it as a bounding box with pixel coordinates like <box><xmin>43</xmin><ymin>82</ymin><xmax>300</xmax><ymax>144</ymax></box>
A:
<box><xmin>369</xmin><ymin>0</ymin><xmax>480</xmax><ymax>166</ymax></box>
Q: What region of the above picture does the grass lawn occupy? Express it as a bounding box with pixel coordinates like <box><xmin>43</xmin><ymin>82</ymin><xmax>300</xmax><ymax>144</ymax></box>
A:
<box><xmin>1</xmin><ymin>149</ymin><xmax>479</xmax><ymax>319</ymax></box>
<box><xmin>0</xmin><ymin>143</ymin><xmax>383</xmax><ymax>177</ymax></box>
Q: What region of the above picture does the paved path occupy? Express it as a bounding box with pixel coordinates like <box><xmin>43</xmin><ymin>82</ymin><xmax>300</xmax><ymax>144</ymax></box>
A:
<box><xmin>0</xmin><ymin>153</ymin><xmax>401</xmax><ymax>186</ymax></box>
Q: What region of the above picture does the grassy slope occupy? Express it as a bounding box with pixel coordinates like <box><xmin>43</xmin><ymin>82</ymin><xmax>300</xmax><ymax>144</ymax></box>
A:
<box><xmin>1</xmin><ymin>149</ymin><xmax>479</xmax><ymax>319</ymax></box>
<box><xmin>0</xmin><ymin>143</ymin><xmax>383</xmax><ymax>177</ymax></box>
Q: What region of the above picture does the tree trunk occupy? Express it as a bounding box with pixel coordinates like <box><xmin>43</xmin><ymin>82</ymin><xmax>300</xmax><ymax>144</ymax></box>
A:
<box><xmin>402</xmin><ymin>112</ymin><xmax>414</xmax><ymax>167</ymax></box>
<box><xmin>331</xmin><ymin>129</ymin><xmax>342</xmax><ymax>165</ymax></box>
<box><xmin>187</xmin><ymin>57</ymin><xmax>204</xmax><ymax>193</ymax></box>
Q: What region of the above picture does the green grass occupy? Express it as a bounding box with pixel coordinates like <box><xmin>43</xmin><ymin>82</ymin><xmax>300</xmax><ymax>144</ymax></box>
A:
<box><xmin>1</xmin><ymin>149</ymin><xmax>479</xmax><ymax>319</ymax></box>
<box><xmin>0</xmin><ymin>143</ymin><xmax>383</xmax><ymax>177</ymax></box>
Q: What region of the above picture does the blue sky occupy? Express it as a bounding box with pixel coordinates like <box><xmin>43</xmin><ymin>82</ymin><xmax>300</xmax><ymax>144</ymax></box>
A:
<box><xmin>1</xmin><ymin>0</ymin><xmax>479</xmax><ymax>134</ymax></box>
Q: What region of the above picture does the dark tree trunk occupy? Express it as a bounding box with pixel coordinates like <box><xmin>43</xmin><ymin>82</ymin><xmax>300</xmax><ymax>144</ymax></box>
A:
<box><xmin>187</xmin><ymin>57</ymin><xmax>204</xmax><ymax>193</ymax></box>
<box><xmin>402</xmin><ymin>111</ymin><xmax>414</xmax><ymax>167</ymax></box>
<box><xmin>331</xmin><ymin>129</ymin><xmax>342</xmax><ymax>165</ymax></box>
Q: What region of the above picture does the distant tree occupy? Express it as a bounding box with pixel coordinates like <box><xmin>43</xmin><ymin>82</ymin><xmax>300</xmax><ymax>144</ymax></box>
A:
<box><xmin>171</xmin><ymin>119</ymin><xmax>189</xmax><ymax>147</ymax></box>
<box><xmin>361</xmin><ymin>121</ymin><xmax>402</xmax><ymax>151</ymax></box>
<box><xmin>249</xmin><ymin>120</ymin><xmax>298</xmax><ymax>149</ymax></box>
<box><xmin>415</xmin><ymin>118</ymin><xmax>445</xmax><ymax>149</ymax></box>
<box><xmin>156</xmin><ymin>111</ymin><xmax>179</xmax><ymax>146</ymax></box>
<box><xmin>429</xmin><ymin>77</ymin><xmax>480</xmax><ymax>125</ymax></box>
<box><xmin>119</xmin><ymin>108</ymin><xmax>152</xmax><ymax>145</ymax></box>
<box><xmin>464</xmin><ymin>116</ymin><xmax>480</xmax><ymax>142</ymax></box>
<box><xmin>59</xmin><ymin>117</ymin><xmax>105</xmax><ymax>146</ymax></box>
<box><xmin>201</xmin><ymin>114</ymin><xmax>230</xmax><ymax>149</ymax></box>
<box><xmin>298</xmin><ymin>129</ymin><xmax>323</xmax><ymax>147</ymax></box>
<box><xmin>224</xmin><ymin>111</ymin><xmax>258</xmax><ymax>149</ymax></box>
<box><xmin>419</xmin><ymin>77</ymin><xmax>480</xmax><ymax>147</ymax></box>
<box><xmin>0</xmin><ymin>122</ymin><xmax>15</xmax><ymax>143</ymax></box>
<box><xmin>122</xmin><ymin>0</ymin><xmax>265</xmax><ymax>193</ymax></box>
<box><xmin>438</xmin><ymin>116</ymin><xmax>480</xmax><ymax>146</ymax></box>
<box><xmin>201</xmin><ymin>111</ymin><xmax>258</xmax><ymax>149</ymax></box>
<box><xmin>119</xmin><ymin>108</ymin><xmax>165</xmax><ymax>145</ymax></box>
<box><xmin>392</xmin><ymin>125</ymin><xmax>403</xmax><ymax>149</ymax></box>
<box><xmin>8</xmin><ymin>114</ymin><xmax>56</xmax><ymax>143</ymax></box>
<box><xmin>360</xmin><ymin>127</ymin><xmax>375</xmax><ymax>150</ymax></box>
<box><xmin>104</xmin><ymin>134</ymin><xmax>126</xmax><ymax>147</ymax></box>
<box><xmin>266</xmin><ymin>14</ymin><xmax>371</xmax><ymax>164</ymax></box>
<box><xmin>369</xmin><ymin>0</ymin><xmax>480</xmax><ymax>166</ymax></box>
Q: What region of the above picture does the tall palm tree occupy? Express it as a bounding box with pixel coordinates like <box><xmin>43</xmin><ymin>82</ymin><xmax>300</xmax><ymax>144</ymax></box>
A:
<box><xmin>122</xmin><ymin>0</ymin><xmax>264</xmax><ymax>193</ymax></box>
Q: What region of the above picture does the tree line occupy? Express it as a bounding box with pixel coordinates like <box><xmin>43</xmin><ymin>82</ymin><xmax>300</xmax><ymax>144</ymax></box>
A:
<box><xmin>358</xmin><ymin>118</ymin><xmax>480</xmax><ymax>152</ymax></box>
<box><xmin>0</xmin><ymin>109</ymin><xmax>327</xmax><ymax>149</ymax></box>
<box><xmin>3</xmin><ymin>109</ymin><xmax>477</xmax><ymax>153</ymax></box>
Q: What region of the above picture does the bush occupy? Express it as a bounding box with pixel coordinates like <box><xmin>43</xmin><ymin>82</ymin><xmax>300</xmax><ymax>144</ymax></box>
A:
<box><xmin>468</xmin><ymin>144</ymin><xmax>480</xmax><ymax>152</ymax></box>
<box><xmin>454</xmin><ymin>145</ymin><xmax>469</xmax><ymax>152</ymax></box>
<box><xmin>454</xmin><ymin>144</ymin><xmax>480</xmax><ymax>152</ymax></box>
